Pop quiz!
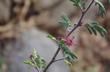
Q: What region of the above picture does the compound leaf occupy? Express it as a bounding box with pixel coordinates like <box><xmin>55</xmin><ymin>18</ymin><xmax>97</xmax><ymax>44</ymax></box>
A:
<box><xmin>95</xmin><ymin>0</ymin><xmax>106</xmax><ymax>17</ymax></box>
<box><xmin>85</xmin><ymin>22</ymin><xmax>107</xmax><ymax>37</ymax></box>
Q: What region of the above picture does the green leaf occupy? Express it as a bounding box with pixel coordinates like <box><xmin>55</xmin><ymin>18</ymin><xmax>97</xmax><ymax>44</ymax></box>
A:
<box><xmin>70</xmin><ymin>0</ymin><xmax>85</xmax><ymax>9</ymax></box>
<box><xmin>90</xmin><ymin>26</ymin><xmax>97</xmax><ymax>35</ymax></box>
<box><xmin>85</xmin><ymin>22</ymin><xmax>107</xmax><ymax>37</ymax></box>
<box><xmin>59</xmin><ymin>40</ymin><xmax>77</xmax><ymax>65</ymax></box>
<box><xmin>0</xmin><ymin>56</ymin><xmax>5</xmax><ymax>72</ymax></box>
<box><xmin>79</xmin><ymin>0</ymin><xmax>86</xmax><ymax>9</ymax></box>
<box><xmin>93</xmin><ymin>23</ymin><xmax>106</xmax><ymax>37</ymax></box>
<box><xmin>108</xmin><ymin>0</ymin><xmax>110</xmax><ymax>4</ymax></box>
<box><xmin>95</xmin><ymin>0</ymin><xmax>106</xmax><ymax>17</ymax></box>
<box><xmin>70</xmin><ymin>0</ymin><xmax>80</xmax><ymax>7</ymax></box>
<box><xmin>24</xmin><ymin>49</ymin><xmax>46</xmax><ymax>69</ymax></box>
<box><xmin>0</xmin><ymin>56</ymin><xmax>4</xmax><ymax>72</ymax></box>
<box><xmin>85</xmin><ymin>24</ymin><xmax>93</xmax><ymax>34</ymax></box>
<box><xmin>47</xmin><ymin>34</ymin><xmax>56</xmax><ymax>41</ymax></box>
<box><xmin>0</xmin><ymin>56</ymin><xmax>4</xmax><ymax>68</ymax></box>
<box><xmin>59</xmin><ymin>15</ymin><xmax>72</xmax><ymax>28</ymax></box>
<box><xmin>24</xmin><ymin>60</ymin><xmax>35</xmax><ymax>67</ymax></box>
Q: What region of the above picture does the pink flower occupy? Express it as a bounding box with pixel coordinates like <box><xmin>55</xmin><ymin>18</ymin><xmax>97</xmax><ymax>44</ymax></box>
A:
<box><xmin>64</xmin><ymin>37</ymin><xmax>74</xmax><ymax>47</ymax></box>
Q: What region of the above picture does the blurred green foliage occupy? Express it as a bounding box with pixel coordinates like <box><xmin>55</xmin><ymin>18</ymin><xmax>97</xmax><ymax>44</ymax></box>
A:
<box><xmin>0</xmin><ymin>55</ymin><xmax>4</xmax><ymax>72</ymax></box>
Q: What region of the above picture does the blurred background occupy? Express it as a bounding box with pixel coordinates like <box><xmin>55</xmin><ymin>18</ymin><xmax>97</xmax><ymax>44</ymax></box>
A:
<box><xmin>0</xmin><ymin>0</ymin><xmax>110</xmax><ymax>72</ymax></box>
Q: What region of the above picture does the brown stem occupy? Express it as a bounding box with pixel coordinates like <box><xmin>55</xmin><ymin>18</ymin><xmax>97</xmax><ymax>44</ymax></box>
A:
<box><xmin>43</xmin><ymin>0</ymin><xmax>95</xmax><ymax>72</ymax></box>
<box><xmin>53</xmin><ymin>57</ymin><xmax>66</xmax><ymax>62</ymax></box>
<box><xmin>35</xmin><ymin>67</ymin><xmax>40</xmax><ymax>72</ymax></box>
<box><xmin>66</xmin><ymin>0</ymin><xmax>94</xmax><ymax>37</ymax></box>
<box><xmin>43</xmin><ymin>45</ymin><xmax>61</xmax><ymax>72</ymax></box>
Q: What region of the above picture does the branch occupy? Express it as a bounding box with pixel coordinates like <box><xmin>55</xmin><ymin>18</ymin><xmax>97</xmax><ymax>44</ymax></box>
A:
<box><xmin>43</xmin><ymin>45</ymin><xmax>61</xmax><ymax>72</ymax></box>
<box><xmin>43</xmin><ymin>0</ymin><xmax>95</xmax><ymax>72</ymax></box>
<box><xmin>35</xmin><ymin>67</ymin><xmax>40</xmax><ymax>72</ymax></box>
<box><xmin>66</xmin><ymin>0</ymin><xmax>95</xmax><ymax>37</ymax></box>
<box><xmin>31</xmin><ymin>56</ymin><xmax>40</xmax><ymax>72</ymax></box>
<box><xmin>53</xmin><ymin>57</ymin><xmax>66</xmax><ymax>62</ymax></box>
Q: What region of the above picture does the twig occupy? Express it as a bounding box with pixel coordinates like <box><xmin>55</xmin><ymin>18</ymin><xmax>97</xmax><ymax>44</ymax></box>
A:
<box><xmin>66</xmin><ymin>0</ymin><xmax>94</xmax><ymax>37</ymax></box>
<box><xmin>43</xmin><ymin>45</ymin><xmax>61</xmax><ymax>72</ymax></box>
<box><xmin>31</xmin><ymin>56</ymin><xmax>40</xmax><ymax>72</ymax></box>
<box><xmin>53</xmin><ymin>57</ymin><xmax>66</xmax><ymax>62</ymax></box>
<box><xmin>35</xmin><ymin>67</ymin><xmax>40</xmax><ymax>72</ymax></box>
<box><xmin>43</xmin><ymin>0</ymin><xmax>95</xmax><ymax>72</ymax></box>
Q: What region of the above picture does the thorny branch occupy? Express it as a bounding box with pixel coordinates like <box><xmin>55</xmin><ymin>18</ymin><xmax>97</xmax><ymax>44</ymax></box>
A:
<box><xmin>43</xmin><ymin>0</ymin><xmax>95</xmax><ymax>72</ymax></box>
<box><xmin>67</xmin><ymin>0</ymin><xmax>94</xmax><ymax>37</ymax></box>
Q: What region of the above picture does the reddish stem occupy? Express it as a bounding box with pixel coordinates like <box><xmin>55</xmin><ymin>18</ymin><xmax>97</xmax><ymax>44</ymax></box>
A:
<box><xmin>43</xmin><ymin>0</ymin><xmax>95</xmax><ymax>72</ymax></box>
<box><xmin>66</xmin><ymin>0</ymin><xmax>94</xmax><ymax>37</ymax></box>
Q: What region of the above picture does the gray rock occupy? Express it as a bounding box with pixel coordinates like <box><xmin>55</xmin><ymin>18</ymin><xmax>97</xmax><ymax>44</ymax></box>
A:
<box><xmin>8</xmin><ymin>27</ymin><xmax>70</xmax><ymax>72</ymax></box>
